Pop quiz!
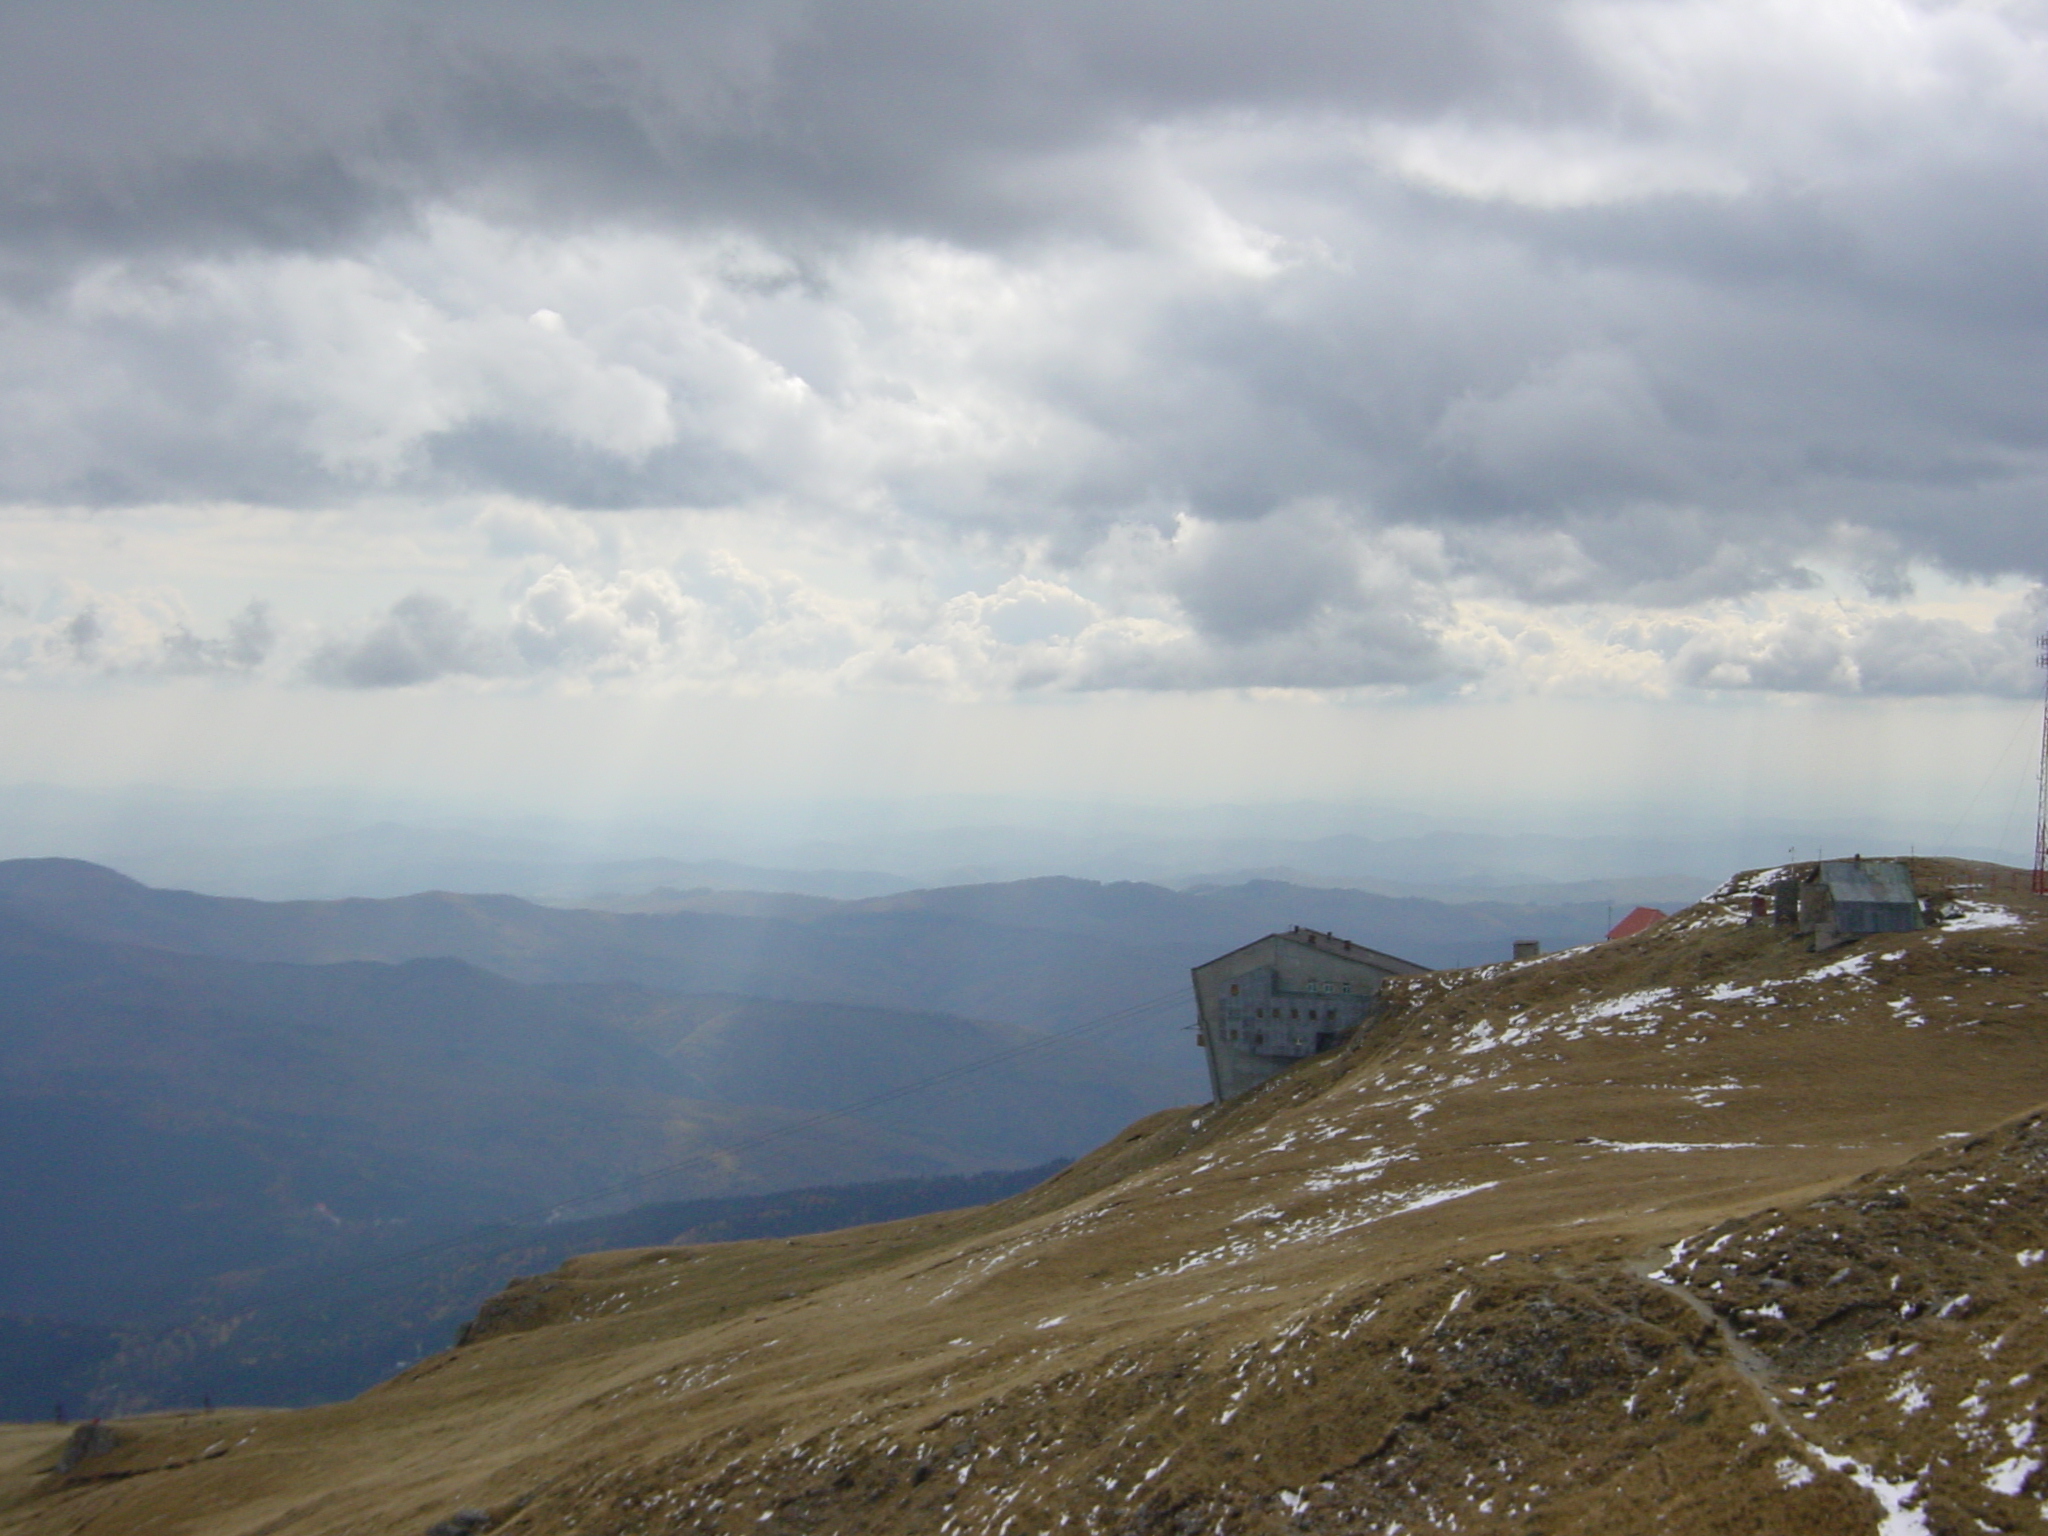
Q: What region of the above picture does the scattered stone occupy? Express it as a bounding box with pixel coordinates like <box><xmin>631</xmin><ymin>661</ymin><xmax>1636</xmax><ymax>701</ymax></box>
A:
<box><xmin>424</xmin><ymin>1510</ymin><xmax>492</xmax><ymax>1536</ymax></box>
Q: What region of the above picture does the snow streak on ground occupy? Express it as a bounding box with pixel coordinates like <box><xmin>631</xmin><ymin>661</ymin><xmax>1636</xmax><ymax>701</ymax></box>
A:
<box><xmin>1144</xmin><ymin>1180</ymin><xmax>1500</xmax><ymax>1280</ymax></box>
<box><xmin>1941</xmin><ymin>902</ymin><xmax>2027</xmax><ymax>933</ymax></box>
<box><xmin>1581</xmin><ymin>1139</ymin><xmax>1761</xmax><ymax>1154</ymax></box>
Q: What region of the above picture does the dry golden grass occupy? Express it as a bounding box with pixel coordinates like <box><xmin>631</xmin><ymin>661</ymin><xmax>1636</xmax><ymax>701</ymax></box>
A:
<box><xmin>11</xmin><ymin>857</ymin><xmax>2048</xmax><ymax>1534</ymax></box>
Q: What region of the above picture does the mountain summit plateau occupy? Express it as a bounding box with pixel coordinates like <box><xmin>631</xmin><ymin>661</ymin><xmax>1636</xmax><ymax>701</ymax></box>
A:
<box><xmin>6</xmin><ymin>858</ymin><xmax>2048</xmax><ymax>1536</ymax></box>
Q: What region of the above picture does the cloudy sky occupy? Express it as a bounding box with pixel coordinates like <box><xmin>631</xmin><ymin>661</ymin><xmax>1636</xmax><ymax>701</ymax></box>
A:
<box><xmin>3</xmin><ymin>0</ymin><xmax>2045</xmax><ymax>849</ymax></box>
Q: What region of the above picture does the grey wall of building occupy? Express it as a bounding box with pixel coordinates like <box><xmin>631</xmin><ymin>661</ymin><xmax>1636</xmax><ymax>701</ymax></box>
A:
<box><xmin>1193</xmin><ymin>929</ymin><xmax>1429</xmax><ymax>1102</ymax></box>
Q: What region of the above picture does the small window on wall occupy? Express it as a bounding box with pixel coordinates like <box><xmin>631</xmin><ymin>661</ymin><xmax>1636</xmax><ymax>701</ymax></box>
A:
<box><xmin>1230</xmin><ymin>983</ymin><xmax>1239</xmax><ymax>995</ymax></box>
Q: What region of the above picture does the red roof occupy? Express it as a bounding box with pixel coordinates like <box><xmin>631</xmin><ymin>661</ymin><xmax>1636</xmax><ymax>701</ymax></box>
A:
<box><xmin>1606</xmin><ymin>906</ymin><xmax>1667</xmax><ymax>941</ymax></box>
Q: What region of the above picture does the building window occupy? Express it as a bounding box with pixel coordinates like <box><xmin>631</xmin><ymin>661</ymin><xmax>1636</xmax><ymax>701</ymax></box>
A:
<box><xmin>1230</xmin><ymin>983</ymin><xmax>1239</xmax><ymax>995</ymax></box>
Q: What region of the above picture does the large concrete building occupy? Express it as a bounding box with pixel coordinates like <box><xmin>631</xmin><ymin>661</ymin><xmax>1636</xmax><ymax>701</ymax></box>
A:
<box><xmin>1193</xmin><ymin>927</ymin><xmax>1430</xmax><ymax>1102</ymax></box>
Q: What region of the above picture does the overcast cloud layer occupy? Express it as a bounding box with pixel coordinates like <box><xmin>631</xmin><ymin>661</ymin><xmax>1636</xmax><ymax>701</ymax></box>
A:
<box><xmin>2</xmin><ymin>0</ymin><xmax>2046</xmax><ymax>703</ymax></box>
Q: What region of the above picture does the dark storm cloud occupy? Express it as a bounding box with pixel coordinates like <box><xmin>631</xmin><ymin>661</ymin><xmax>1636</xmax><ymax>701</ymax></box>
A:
<box><xmin>4</xmin><ymin>0</ymin><xmax>2047</xmax><ymax>700</ymax></box>
<box><xmin>0</xmin><ymin>0</ymin><xmax>1574</xmax><ymax>259</ymax></box>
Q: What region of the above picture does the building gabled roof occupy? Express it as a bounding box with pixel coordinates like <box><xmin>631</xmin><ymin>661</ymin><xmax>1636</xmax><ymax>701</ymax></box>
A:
<box><xmin>1193</xmin><ymin>926</ymin><xmax>1429</xmax><ymax>980</ymax></box>
<box><xmin>1606</xmin><ymin>906</ymin><xmax>1667</xmax><ymax>941</ymax></box>
<box><xmin>1815</xmin><ymin>858</ymin><xmax>1917</xmax><ymax>907</ymax></box>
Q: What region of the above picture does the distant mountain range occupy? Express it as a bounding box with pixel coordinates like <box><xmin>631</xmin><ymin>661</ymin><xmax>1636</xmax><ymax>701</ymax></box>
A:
<box><xmin>0</xmin><ymin>857</ymin><xmax>1653</xmax><ymax>1081</ymax></box>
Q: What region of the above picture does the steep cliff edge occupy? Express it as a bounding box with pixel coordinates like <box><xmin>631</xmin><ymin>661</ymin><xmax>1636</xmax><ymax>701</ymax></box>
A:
<box><xmin>8</xmin><ymin>857</ymin><xmax>2048</xmax><ymax>1536</ymax></box>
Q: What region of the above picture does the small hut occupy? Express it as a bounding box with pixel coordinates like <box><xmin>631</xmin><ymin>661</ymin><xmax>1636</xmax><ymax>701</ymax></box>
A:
<box><xmin>1775</xmin><ymin>858</ymin><xmax>1922</xmax><ymax>951</ymax></box>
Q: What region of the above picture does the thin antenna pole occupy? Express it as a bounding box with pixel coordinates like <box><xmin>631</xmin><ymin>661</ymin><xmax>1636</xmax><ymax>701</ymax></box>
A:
<box><xmin>2034</xmin><ymin>633</ymin><xmax>2048</xmax><ymax>896</ymax></box>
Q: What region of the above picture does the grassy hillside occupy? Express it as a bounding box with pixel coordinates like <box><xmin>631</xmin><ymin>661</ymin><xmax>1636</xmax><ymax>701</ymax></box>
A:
<box><xmin>8</xmin><ymin>857</ymin><xmax>2047</xmax><ymax>1534</ymax></box>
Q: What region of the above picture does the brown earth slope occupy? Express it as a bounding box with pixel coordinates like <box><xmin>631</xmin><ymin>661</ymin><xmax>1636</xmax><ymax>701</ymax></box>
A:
<box><xmin>8</xmin><ymin>857</ymin><xmax>2048</xmax><ymax>1536</ymax></box>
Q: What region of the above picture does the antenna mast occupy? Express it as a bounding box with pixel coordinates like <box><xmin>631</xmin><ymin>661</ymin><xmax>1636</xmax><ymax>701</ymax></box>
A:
<box><xmin>2035</xmin><ymin>633</ymin><xmax>2048</xmax><ymax>896</ymax></box>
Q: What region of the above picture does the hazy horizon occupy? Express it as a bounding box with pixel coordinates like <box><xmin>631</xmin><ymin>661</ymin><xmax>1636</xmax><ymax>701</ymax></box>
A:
<box><xmin>0</xmin><ymin>777</ymin><xmax>2028</xmax><ymax>905</ymax></box>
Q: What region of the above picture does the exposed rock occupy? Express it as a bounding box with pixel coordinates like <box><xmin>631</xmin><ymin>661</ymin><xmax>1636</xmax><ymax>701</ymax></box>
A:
<box><xmin>52</xmin><ymin>1422</ymin><xmax>120</xmax><ymax>1475</ymax></box>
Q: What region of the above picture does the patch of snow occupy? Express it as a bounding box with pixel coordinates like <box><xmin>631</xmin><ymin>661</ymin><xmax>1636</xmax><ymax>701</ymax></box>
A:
<box><xmin>1142</xmin><ymin>1182</ymin><xmax>1497</xmax><ymax>1281</ymax></box>
<box><xmin>1889</xmin><ymin>1376</ymin><xmax>1931</xmax><ymax>1414</ymax></box>
<box><xmin>1804</xmin><ymin>952</ymin><xmax>1875</xmax><ymax>983</ymax></box>
<box><xmin>1943</xmin><ymin>902</ymin><xmax>2025</xmax><ymax>933</ymax></box>
<box><xmin>1391</xmin><ymin>1182</ymin><xmax>1500</xmax><ymax>1217</ymax></box>
<box><xmin>1583</xmin><ymin>1138</ymin><xmax>1761</xmax><ymax>1153</ymax></box>
<box><xmin>1509</xmin><ymin>943</ymin><xmax>1597</xmax><ymax>968</ymax></box>
<box><xmin>1703</xmin><ymin>981</ymin><xmax>1758</xmax><ymax>1002</ymax></box>
<box><xmin>1985</xmin><ymin>1455</ymin><xmax>2040</xmax><ymax>1497</ymax></box>
<box><xmin>1803</xmin><ymin>1448</ymin><xmax>1929</xmax><ymax>1535</ymax></box>
<box><xmin>1716</xmin><ymin>866</ymin><xmax>1790</xmax><ymax>898</ymax></box>
<box><xmin>1575</xmin><ymin>987</ymin><xmax>1677</xmax><ymax>1022</ymax></box>
<box><xmin>1302</xmin><ymin>1150</ymin><xmax>1407</xmax><ymax>1193</ymax></box>
<box><xmin>1774</xmin><ymin>1457</ymin><xmax>1815</xmax><ymax>1488</ymax></box>
<box><xmin>2016</xmin><ymin>1250</ymin><xmax>2044</xmax><ymax>1268</ymax></box>
<box><xmin>1034</xmin><ymin>1316</ymin><xmax>1067</xmax><ymax>1330</ymax></box>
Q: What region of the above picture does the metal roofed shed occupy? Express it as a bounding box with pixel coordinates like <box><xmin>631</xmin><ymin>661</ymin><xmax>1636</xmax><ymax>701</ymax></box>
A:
<box><xmin>1777</xmin><ymin>858</ymin><xmax>1923</xmax><ymax>951</ymax></box>
<box><xmin>1192</xmin><ymin>927</ymin><xmax>1430</xmax><ymax>1102</ymax></box>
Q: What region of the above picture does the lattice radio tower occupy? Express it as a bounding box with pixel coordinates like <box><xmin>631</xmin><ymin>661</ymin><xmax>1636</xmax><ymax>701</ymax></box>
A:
<box><xmin>2035</xmin><ymin>633</ymin><xmax>2048</xmax><ymax>895</ymax></box>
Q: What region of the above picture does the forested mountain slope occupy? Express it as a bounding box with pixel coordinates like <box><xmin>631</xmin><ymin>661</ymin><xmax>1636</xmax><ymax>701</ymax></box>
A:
<box><xmin>0</xmin><ymin>912</ymin><xmax>1150</xmax><ymax>1324</ymax></box>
